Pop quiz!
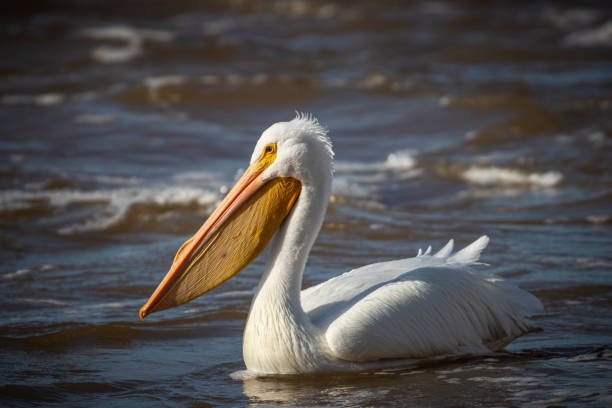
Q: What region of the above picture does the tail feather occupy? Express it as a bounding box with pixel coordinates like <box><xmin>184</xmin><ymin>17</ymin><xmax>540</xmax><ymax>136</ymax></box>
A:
<box><xmin>434</xmin><ymin>239</ymin><xmax>454</xmax><ymax>259</ymax></box>
<box><xmin>487</xmin><ymin>277</ymin><xmax>544</xmax><ymax>317</ymax></box>
<box><xmin>417</xmin><ymin>245</ymin><xmax>433</xmax><ymax>257</ymax></box>
<box><xmin>448</xmin><ymin>235</ymin><xmax>489</xmax><ymax>265</ymax></box>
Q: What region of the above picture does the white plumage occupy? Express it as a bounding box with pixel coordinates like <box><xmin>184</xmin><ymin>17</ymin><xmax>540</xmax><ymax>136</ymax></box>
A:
<box><xmin>303</xmin><ymin>236</ymin><xmax>542</xmax><ymax>362</ymax></box>
<box><xmin>239</xmin><ymin>114</ymin><xmax>543</xmax><ymax>374</ymax></box>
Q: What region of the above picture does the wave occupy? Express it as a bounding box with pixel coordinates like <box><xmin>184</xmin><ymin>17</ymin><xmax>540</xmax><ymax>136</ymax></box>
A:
<box><xmin>567</xmin><ymin>346</ymin><xmax>612</xmax><ymax>362</ymax></box>
<box><xmin>0</xmin><ymin>184</ymin><xmax>221</xmax><ymax>235</ymax></box>
<box><xmin>564</xmin><ymin>20</ymin><xmax>612</xmax><ymax>47</ymax></box>
<box><xmin>19</xmin><ymin>298</ymin><xmax>70</xmax><ymax>307</ymax></box>
<box><xmin>143</xmin><ymin>75</ymin><xmax>186</xmax><ymax>100</ymax></box>
<box><xmin>332</xmin><ymin>177</ymin><xmax>374</xmax><ymax>199</ymax></box>
<box><xmin>331</xmin><ymin>149</ymin><xmax>421</xmax><ymax>208</ymax></box>
<box><xmin>1</xmin><ymin>93</ymin><xmax>65</xmax><ymax>106</ymax></box>
<box><xmin>0</xmin><ymin>151</ymin><xmax>419</xmax><ymax>234</ymax></box>
<box><xmin>59</xmin><ymin>186</ymin><xmax>220</xmax><ymax>234</ymax></box>
<box><xmin>586</xmin><ymin>215</ymin><xmax>610</xmax><ymax>224</ymax></box>
<box><xmin>122</xmin><ymin>72</ymin><xmax>418</xmax><ymax>106</ymax></box>
<box><xmin>1</xmin><ymin>154</ymin><xmax>572</xmax><ymax>236</ymax></box>
<box><xmin>462</xmin><ymin>166</ymin><xmax>562</xmax><ymax>187</ymax></box>
<box><xmin>543</xmin><ymin>8</ymin><xmax>601</xmax><ymax>29</ymax></box>
<box><xmin>335</xmin><ymin>150</ymin><xmax>417</xmax><ymax>173</ymax></box>
<box><xmin>1</xmin><ymin>91</ymin><xmax>102</xmax><ymax>107</ymax></box>
<box><xmin>2</xmin><ymin>269</ymin><xmax>32</xmax><ymax>280</ymax></box>
<box><xmin>2</xmin><ymin>264</ymin><xmax>55</xmax><ymax>281</ymax></box>
<box><xmin>79</xmin><ymin>25</ymin><xmax>174</xmax><ymax>64</ymax></box>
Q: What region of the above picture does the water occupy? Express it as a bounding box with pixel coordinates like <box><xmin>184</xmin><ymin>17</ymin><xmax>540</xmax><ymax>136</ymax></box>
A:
<box><xmin>1</xmin><ymin>1</ymin><xmax>611</xmax><ymax>406</ymax></box>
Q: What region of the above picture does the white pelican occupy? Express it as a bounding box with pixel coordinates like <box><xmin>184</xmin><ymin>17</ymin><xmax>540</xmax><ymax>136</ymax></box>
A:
<box><xmin>139</xmin><ymin>113</ymin><xmax>543</xmax><ymax>374</ymax></box>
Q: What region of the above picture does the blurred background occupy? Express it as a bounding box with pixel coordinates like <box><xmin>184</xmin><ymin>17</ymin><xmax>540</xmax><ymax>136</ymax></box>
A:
<box><xmin>1</xmin><ymin>1</ymin><xmax>611</xmax><ymax>407</ymax></box>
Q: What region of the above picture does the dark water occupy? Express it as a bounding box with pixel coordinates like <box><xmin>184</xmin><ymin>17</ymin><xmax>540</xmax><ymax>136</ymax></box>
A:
<box><xmin>1</xmin><ymin>1</ymin><xmax>612</xmax><ymax>406</ymax></box>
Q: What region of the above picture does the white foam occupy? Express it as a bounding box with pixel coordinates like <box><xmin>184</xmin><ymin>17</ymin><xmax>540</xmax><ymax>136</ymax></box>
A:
<box><xmin>131</xmin><ymin>72</ymin><xmax>412</xmax><ymax>95</ymax></box>
<box><xmin>1</xmin><ymin>93</ymin><xmax>65</xmax><ymax>106</ymax></box>
<box><xmin>588</xmin><ymin>131</ymin><xmax>606</xmax><ymax>146</ymax></box>
<box><xmin>330</xmin><ymin>177</ymin><xmax>385</xmax><ymax>211</ymax></box>
<box><xmin>544</xmin><ymin>8</ymin><xmax>601</xmax><ymax>29</ymax></box>
<box><xmin>91</xmin><ymin>302</ymin><xmax>128</xmax><ymax>309</ymax></box>
<box><xmin>465</xmin><ymin>130</ymin><xmax>479</xmax><ymax>141</ymax></box>
<box><xmin>586</xmin><ymin>215</ymin><xmax>610</xmax><ymax>224</ymax></box>
<box><xmin>385</xmin><ymin>150</ymin><xmax>418</xmax><ymax>170</ymax></box>
<box><xmin>328</xmin><ymin>149</ymin><xmax>420</xmax><ymax>208</ymax></box>
<box><xmin>90</xmin><ymin>43</ymin><xmax>142</xmax><ymax>64</ymax></box>
<box><xmin>81</xmin><ymin>26</ymin><xmax>173</xmax><ymax>42</ymax></box>
<box><xmin>2</xmin><ymin>269</ymin><xmax>31</xmax><ymax>280</ymax></box>
<box><xmin>20</xmin><ymin>298</ymin><xmax>69</xmax><ymax>307</ymax></box>
<box><xmin>58</xmin><ymin>186</ymin><xmax>219</xmax><ymax>234</ymax></box>
<box><xmin>229</xmin><ymin>370</ymin><xmax>261</xmax><ymax>380</ymax></box>
<box><xmin>80</xmin><ymin>25</ymin><xmax>174</xmax><ymax>64</ymax></box>
<box><xmin>0</xmin><ymin>184</ymin><xmax>220</xmax><ymax>234</ymax></box>
<box><xmin>144</xmin><ymin>75</ymin><xmax>185</xmax><ymax>100</ymax></box>
<box><xmin>462</xmin><ymin>166</ymin><xmax>562</xmax><ymax>187</ymax></box>
<box><xmin>467</xmin><ymin>376</ymin><xmax>544</xmax><ymax>385</ymax></box>
<box><xmin>356</xmin><ymin>73</ymin><xmax>392</xmax><ymax>90</ymax></box>
<box><xmin>400</xmin><ymin>370</ymin><xmax>425</xmax><ymax>375</ymax></box>
<box><xmin>555</xmin><ymin>134</ymin><xmax>574</xmax><ymax>144</ymax></box>
<box><xmin>35</xmin><ymin>93</ymin><xmax>65</xmax><ymax>106</ymax></box>
<box><xmin>331</xmin><ymin>176</ymin><xmax>373</xmax><ymax>198</ymax></box>
<box><xmin>439</xmin><ymin>95</ymin><xmax>453</xmax><ymax>107</ymax></box>
<box><xmin>335</xmin><ymin>150</ymin><xmax>417</xmax><ymax>173</ymax></box>
<box><xmin>568</xmin><ymin>348</ymin><xmax>612</xmax><ymax>362</ymax></box>
<box><xmin>565</xmin><ymin>20</ymin><xmax>612</xmax><ymax>47</ymax></box>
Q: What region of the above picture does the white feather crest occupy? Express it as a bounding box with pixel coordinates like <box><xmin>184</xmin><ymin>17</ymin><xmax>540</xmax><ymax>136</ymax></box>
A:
<box><xmin>416</xmin><ymin>236</ymin><xmax>489</xmax><ymax>265</ymax></box>
<box><xmin>447</xmin><ymin>235</ymin><xmax>489</xmax><ymax>264</ymax></box>
<box><xmin>290</xmin><ymin>111</ymin><xmax>334</xmax><ymax>168</ymax></box>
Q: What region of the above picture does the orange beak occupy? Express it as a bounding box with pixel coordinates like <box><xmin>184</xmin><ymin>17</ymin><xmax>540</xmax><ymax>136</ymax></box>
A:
<box><xmin>139</xmin><ymin>154</ymin><xmax>301</xmax><ymax>320</ymax></box>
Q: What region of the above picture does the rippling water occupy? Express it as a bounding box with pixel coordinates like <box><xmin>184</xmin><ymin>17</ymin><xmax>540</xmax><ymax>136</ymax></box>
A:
<box><xmin>1</xmin><ymin>1</ymin><xmax>611</xmax><ymax>406</ymax></box>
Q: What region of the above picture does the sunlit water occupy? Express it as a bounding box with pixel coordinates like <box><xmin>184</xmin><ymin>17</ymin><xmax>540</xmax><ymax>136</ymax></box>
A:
<box><xmin>1</xmin><ymin>1</ymin><xmax>611</xmax><ymax>407</ymax></box>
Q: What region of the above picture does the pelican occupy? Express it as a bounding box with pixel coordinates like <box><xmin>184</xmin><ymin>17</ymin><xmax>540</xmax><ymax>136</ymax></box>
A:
<box><xmin>139</xmin><ymin>113</ymin><xmax>543</xmax><ymax>374</ymax></box>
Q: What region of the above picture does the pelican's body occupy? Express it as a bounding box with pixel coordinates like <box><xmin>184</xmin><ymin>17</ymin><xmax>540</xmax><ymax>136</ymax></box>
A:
<box><xmin>140</xmin><ymin>114</ymin><xmax>543</xmax><ymax>374</ymax></box>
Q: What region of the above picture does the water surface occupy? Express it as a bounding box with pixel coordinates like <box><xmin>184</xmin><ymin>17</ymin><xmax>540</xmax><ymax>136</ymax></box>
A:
<box><xmin>1</xmin><ymin>1</ymin><xmax>611</xmax><ymax>406</ymax></box>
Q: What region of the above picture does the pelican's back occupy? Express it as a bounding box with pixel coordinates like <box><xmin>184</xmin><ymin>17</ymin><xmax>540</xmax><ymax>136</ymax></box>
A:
<box><xmin>301</xmin><ymin>236</ymin><xmax>543</xmax><ymax>362</ymax></box>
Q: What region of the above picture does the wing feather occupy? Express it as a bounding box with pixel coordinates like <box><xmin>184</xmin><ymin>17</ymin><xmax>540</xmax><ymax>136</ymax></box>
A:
<box><xmin>434</xmin><ymin>239</ymin><xmax>454</xmax><ymax>258</ymax></box>
<box><xmin>301</xmin><ymin>237</ymin><xmax>543</xmax><ymax>362</ymax></box>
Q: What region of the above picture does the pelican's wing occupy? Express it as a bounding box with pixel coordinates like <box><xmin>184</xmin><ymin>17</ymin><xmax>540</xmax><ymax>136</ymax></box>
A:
<box><xmin>302</xmin><ymin>236</ymin><xmax>484</xmax><ymax>323</ymax></box>
<box><xmin>301</xmin><ymin>236</ymin><xmax>543</xmax><ymax>362</ymax></box>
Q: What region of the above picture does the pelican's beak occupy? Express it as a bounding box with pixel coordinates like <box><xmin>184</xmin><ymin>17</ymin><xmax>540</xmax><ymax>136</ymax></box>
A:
<box><xmin>139</xmin><ymin>153</ymin><xmax>301</xmax><ymax>320</ymax></box>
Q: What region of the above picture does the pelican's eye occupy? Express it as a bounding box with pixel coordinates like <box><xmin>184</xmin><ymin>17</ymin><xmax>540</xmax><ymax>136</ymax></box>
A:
<box><xmin>257</xmin><ymin>143</ymin><xmax>277</xmax><ymax>170</ymax></box>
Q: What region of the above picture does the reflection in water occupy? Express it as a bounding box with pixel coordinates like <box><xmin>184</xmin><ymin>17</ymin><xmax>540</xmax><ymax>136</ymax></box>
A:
<box><xmin>240</xmin><ymin>349</ymin><xmax>612</xmax><ymax>407</ymax></box>
<box><xmin>241</xmin><ymin>371</ymin><xmax>406</xmax><ymax>406</ymax></box>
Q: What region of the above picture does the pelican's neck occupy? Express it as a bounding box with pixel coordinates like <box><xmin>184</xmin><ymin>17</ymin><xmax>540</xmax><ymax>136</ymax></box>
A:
<box><xmin>260</xmin><ymin>183</ymin><xmax>327</xmax><ymax>304</ymax></box>
<box><xmin>243</xmin><ymin>176</ymin><xmax>332</xmax><ymax>373</ymax></box>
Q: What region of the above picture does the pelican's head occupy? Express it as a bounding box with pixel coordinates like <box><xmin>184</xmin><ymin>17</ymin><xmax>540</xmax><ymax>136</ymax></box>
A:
<box><xmin>139</xmin><ymin>113</ymin><xmax>333</xmax><ymax>319</ymax></box>
<box><xmin>251</xmin><ymin>113</ymin><xmax>333</xmax><ymax>188</ymax></box>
